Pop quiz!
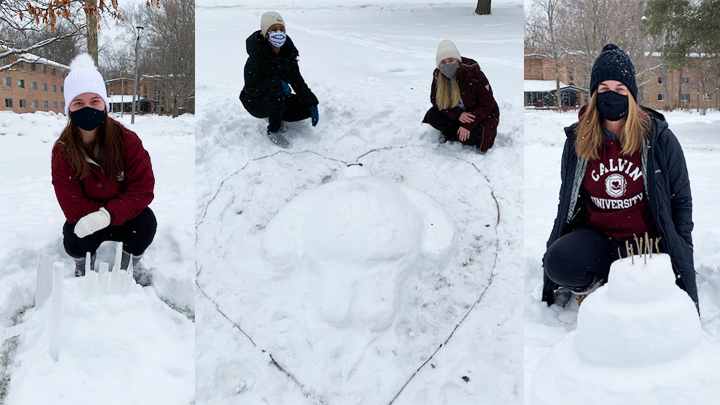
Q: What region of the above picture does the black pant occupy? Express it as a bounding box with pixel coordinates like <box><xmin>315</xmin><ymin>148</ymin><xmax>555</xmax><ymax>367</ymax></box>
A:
<box><xmin>63</xmin><ymin>207</ymin><xmax>157</xmax><ymax>259</ymax></box>
<box><xmin>543</xmin><ymin>228</ymin><xmax>629</xmax><ymax>291</ymax></box>
<box><xmin>241</xmin><ymin>88</ymin><xmax>311</xmax><ymax>132</ymax></box>
<box><xmin>424</xmin><ymin>107</ymin><xmax>483</xmax><ymax>147</ymax></box>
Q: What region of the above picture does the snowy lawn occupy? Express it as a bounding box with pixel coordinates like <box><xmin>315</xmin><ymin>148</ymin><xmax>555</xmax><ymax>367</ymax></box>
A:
<box><xmin>0</xmin><ymin>111</ymin><xmax>195</xmax><ymax>403</ymax></box>
<box><xmin>524</xmin><ymin>109</ymin><xmax>720</xmax><ymax>403</ymax></box>
<box><xmin>195</xmin><ymin>0</ymin><xmax>524</xmax><ymax>404</ymax></box>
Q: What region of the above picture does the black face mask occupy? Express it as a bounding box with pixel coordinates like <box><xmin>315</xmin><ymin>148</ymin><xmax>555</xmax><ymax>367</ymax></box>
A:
<box><xmin>596</xmin><ymin>91</ymin><xmax>629</xmax><ymax>122</ymax></box>
<box><xmin>70</xmin><ymin>106</ymin><xmax>105</xmax><ymax>131</ymax></box>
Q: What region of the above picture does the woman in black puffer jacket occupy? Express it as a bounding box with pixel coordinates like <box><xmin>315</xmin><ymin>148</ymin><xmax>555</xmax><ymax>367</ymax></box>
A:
<box><xmin>240</xmin><ymin>11</ymin><xmax>319</xmax><ymax>149</ymax></box>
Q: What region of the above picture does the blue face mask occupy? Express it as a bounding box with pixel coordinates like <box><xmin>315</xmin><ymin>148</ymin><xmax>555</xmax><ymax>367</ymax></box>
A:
<box><xmin>268</xmin><ymin>30</ymin><xmax>287</xmax><ymax>48</ymax></box>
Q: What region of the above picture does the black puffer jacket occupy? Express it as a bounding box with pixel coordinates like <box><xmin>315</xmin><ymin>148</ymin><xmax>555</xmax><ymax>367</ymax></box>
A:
<box><xmin>543</xmin><ymin>107</ymin><xmax>696</xmax><ymax>307</ymax></box>
<box><xmin>239</xmin><ymin>30</ymin><xmax>318</xmax><ymax>108</ymax></box>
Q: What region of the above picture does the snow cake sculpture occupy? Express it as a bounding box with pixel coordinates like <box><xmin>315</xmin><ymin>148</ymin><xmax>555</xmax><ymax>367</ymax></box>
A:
<box><xmin>532</xmin><ymin>243</ymin><xmax>720</xmax><ymax>405</ymax></box>
<box><xmin>262</xmin><ymin>164</ymin><xmax>457</xmax><ymax>331</ymax></box>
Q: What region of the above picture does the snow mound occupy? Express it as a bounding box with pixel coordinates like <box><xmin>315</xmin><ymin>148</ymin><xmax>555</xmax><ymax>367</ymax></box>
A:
<box><xmin>262</xmin><ymin>167</ymin><xmax>456</xmax><ymax>331</ymax></box>
<box><xmin>8</xmin><ymin>278</ymin><xmax>194</xmax><ymax>405</ymax></box>
<box><xmin>532</xmin><ymin>254</ymin><xmax>720</xmax><ymax>405</ymax></box>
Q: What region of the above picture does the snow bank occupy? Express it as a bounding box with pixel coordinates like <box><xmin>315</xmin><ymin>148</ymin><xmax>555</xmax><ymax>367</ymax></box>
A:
<box><xmin>532</xmin><ymin>254</ymin><xmax>720</xmax><ymax>405</ymax></box>
<box><xmin>7</xmin><ymin>277</ymin><xmax>194</xmax><ymax>404</ymax></box>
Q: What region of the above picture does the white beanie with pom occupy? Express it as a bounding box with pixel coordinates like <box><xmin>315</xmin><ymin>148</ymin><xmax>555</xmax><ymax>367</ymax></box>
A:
<box><xmin>63</xmin><ymin>53</ymin><xmax>109</xmax><ymax>115</ymax></box>
<box><xmin>261</xmin><ymin>11</ymin><xmax>285</xmax><ymax>37</ymax></box>
<box><xmin>436</xmin><ymin>39</ymin><xmax>462</xmax><ymax>68</ymax></box>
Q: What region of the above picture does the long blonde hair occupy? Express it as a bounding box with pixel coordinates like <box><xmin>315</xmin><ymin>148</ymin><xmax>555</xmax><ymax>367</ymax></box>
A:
<box><xmin>435</xmin><ymin>72</ymin><xmax>462</xmax><ymax>110</ymax></box>
<box><xmin>575</xmin><ymin>92</ymin><xmax>650</xmax><ymax>159</ymax></box>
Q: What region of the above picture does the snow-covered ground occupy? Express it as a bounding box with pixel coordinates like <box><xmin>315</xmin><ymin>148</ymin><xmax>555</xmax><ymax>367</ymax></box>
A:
<box><xmin>195</xmin><ymin>1</ymin><xmax>524</xmax><ymax>404</ymax></box>
<box><xmin>0</xmin><ymin>111</ymin><xmax>195</xmax><ymax>403</ymax></box>
<box><xmin>524</xmin><ymin>109</ymin><xmax>720</xmax><ymax>403</ymax></box>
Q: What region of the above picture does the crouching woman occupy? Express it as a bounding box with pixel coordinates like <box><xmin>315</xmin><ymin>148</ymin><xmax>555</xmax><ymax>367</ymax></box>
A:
<box><xmin>51</xmin><ymin>53</ymin><xmax>156</xmax><ymax>286</ymax></box>
<box><xmin>423</xmin><ymin>39</ymin><xmax>500</xmax><ymax>152</ymax></box>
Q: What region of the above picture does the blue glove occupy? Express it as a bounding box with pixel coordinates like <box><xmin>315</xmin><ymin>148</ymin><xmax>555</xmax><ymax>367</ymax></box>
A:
<box><xmin>280</xmin><ymin>80</ymin><xmax>291</xmax><ymax>96</ymax></box>
<box><xmin>310</xmin><ymin>105</ymin><xmax>319</xmax><ymax>127</ymax></box>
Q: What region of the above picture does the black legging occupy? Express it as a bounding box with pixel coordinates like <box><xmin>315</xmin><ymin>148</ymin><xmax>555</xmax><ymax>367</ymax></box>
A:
<box><xmin>63</xmin><ymin>207</ymin><xmax>157</xmax><ymax>258</ymax></box>
<box><xmin>241</xmin><ymin>88</ymin><xmax>312</xmax><ymax>133</ymax></box>
<box><xmin>543</xmin><ymin>228</ymin><xmax>628</xmax><ymax>292</ymax></box>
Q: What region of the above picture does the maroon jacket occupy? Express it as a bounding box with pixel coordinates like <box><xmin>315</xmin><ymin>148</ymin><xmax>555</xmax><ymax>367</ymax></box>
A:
<box><xmin>51</xmin><ymin>128</ymin><xmax>154</xmax><ymax>226</ymax></box>
<box><xmin>429</xmin><ymin>57</ymin><xmax>499</xmax><ymax>131</ymax></box>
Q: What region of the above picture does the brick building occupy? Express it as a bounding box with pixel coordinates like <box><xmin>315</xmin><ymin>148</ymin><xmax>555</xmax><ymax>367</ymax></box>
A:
<box><xmin>525</xmin><ymin>52</ymin><xmax>719</xmax><ymax>111</ymax></box>
<box><xmin>524</xmin><ymin>53</ymin><xmax>588</xmax><ymax>108</ymax></box>
<box><xmin>105</xmin><ymin>75</ymin><xmax>194</xmax><ymax>115</ymax></box>
<box><xmin>1</xmin><ymin>50</ymin><xmax>69</xmax><ymax>114</ymax></box>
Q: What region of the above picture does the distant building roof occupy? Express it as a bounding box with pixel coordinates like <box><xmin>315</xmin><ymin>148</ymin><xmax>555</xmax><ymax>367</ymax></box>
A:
<box><xmin>0</xmin><ymin>46</ymin><xmax>69</xmax><ymax>70</ymax></box>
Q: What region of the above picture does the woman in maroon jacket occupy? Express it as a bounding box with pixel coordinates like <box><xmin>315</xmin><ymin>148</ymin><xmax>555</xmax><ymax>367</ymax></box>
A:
<box><xmin>423</xmin><ymin>39</ymin><xmax>500</xmax><ymax>152</ymax></box>
<box><xmin>51</xmin><ymin>53</ymin><xmax>156</xmax><ymax>286</ymax></box>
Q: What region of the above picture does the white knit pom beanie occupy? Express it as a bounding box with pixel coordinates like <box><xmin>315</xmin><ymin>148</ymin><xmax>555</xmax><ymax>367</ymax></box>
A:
<box><xmin>436</xmin><ymin>39</ymin><xmax>462</xmax><ymax>68</ymax></box>
<box><xmin>63</xmin><ymin>53</ymin><xmax>109</xmax><ymax>115</ymax></box>
<box><xmin>261</xmin><ymin>11</ymin><xmax>285</xmax><ymax>37</ymax></box>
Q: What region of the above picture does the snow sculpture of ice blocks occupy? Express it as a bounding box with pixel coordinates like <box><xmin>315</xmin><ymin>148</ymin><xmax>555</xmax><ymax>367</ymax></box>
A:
<box><xmin>84</xmin><ymin>243</ymin><xmax>133</xmax><ymax>299</ymax></box>
<box><xmin>35</xmin><ymin>255</ymin><xmax>53</xmax><ymax>309</ymax></box>
<box><xmin>262</xmin><ymin>165</ymin><xmax>456</xmax><ymax>331</ymax></box>
<box><xmin>48</xmin><ymin>262</ymin><xmax>64</xmax><ymax>361</ymax></box>
<box><xmin>531</xmin><ymin>254</ymin><xmax>720</xmax><ymax>405</ymax></box>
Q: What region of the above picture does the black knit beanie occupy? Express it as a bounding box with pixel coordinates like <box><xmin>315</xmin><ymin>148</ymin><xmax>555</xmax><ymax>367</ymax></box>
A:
<box><xmin>589</xmin><ymin>44</ymin><xmax>637</xmax><ymax>100</ymax></box>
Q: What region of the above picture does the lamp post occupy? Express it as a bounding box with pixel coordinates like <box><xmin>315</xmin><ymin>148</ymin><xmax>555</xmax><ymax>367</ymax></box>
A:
<box><xmin>132</xmin><ymin>26</ymin><xmax>144</xmax><ymax>124</ymax></box>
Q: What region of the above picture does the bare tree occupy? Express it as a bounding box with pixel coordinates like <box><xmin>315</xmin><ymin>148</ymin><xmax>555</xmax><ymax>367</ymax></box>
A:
<box><xmin>136</xmin><ymin>0</ymin><xmax>194</xmax><ymax>117</ymax></box>
<box><xmin>475</xmin><ymin>0</ymin><xmax>491</xmax><ymax>15</ymax></box>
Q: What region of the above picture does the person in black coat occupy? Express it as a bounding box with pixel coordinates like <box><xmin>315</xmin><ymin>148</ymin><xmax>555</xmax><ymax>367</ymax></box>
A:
<box><xmin>542</xmin><ymin>44</ymin><xmax>696</xmax><ymax>310</ymax></box>
<box><xmin>240</xmin><ymin>11</ymin><xmax>319</xmax><ymax>148</ymax></box>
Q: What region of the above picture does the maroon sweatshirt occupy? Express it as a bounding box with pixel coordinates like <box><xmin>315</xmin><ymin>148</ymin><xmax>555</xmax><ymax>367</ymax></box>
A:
<box><xmin>51</xmin><ymin>128</ymin><xmax>154</xmax><ymax>226</ymax></box>
<box><xmin>583</xmin><ymin>135</ymin><xmax>652</xmax><ymax>241</ymax></box>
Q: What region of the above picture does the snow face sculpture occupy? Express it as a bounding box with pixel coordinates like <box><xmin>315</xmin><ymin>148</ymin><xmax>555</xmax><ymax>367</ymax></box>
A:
<box><xmin>262</xmin><ymin>165</ymin><xmax>456</xmax><ymax>331</ymax></box>
<box><xmin>532</xmin><ymin>253</ymin><xmax>720</xmax><ymax>405</ymax></box>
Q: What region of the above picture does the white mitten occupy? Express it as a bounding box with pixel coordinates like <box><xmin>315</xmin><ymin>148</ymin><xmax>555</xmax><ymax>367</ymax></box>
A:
<box><xmin>74</xmin><ymin>207</ymin><xmax>111</xmax><ymax>238</ymax></box>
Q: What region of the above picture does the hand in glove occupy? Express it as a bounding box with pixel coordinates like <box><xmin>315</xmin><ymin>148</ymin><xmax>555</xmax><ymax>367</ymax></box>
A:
<box><xmin>74</xmin><ymin>207</ymin><xmax>111</xmax><ymax>238</ymax></box>
<box><xmin>310</xmin><ymin>105</ymin><xmax>319</xmax><ymax>127</ymax></box>
<box><xmin>280</xmin><ymin>80</ymin><xmax>292</xmax><ymax>96</ymax></box>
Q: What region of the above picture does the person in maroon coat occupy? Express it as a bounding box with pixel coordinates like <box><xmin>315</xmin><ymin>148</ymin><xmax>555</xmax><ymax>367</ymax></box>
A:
<box><xmin>423</xmin><ymin>39</ymin><xmax>500</xmax><ymax>152</ymax></box>
<box><xmin>51</xmin><ymin>53</ymin><xmax>156</xmax><ymax>286</ymax></box>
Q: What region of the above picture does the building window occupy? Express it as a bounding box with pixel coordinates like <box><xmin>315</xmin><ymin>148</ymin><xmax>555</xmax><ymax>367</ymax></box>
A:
<box><xmin>19</xmin><ymin>100</ymin><xmax>26</xmax><ymax>108</ymax></box>
<box><xmin>53</xmin><ymin>101</ymin><xmax>58</xmax><ymax>109</ymax></box>
<box><xmin>18</xmin><ymin>62</ymin><xmax>24</xmax><ymax>69</ymax></box>
<box><xmin>657</xmin><ymin>77</ymin><xmax>663</xmax><ymax>84</ymax></box>
<box><xmin>18</xmin><ymin>79</ymin><xmax>25</xmax><ymax>88</ymax></box>
<box><xmin>30</xmin><ymin>63</ymin><xmax>36</xmax><ymax>71</ymax></box>
<box><xmin>43</xmin><ymin>100</ymin><xmax>48</xmax><ymax>109</ymax></box>
<box><xmin>61</xmin><ymin>102</ymin><xmax>65</xmax><ymax>110</ymax></box>
<box><xmin>31</xmin><ymin>100</ymin><xmax>38</xmax><ymax>108</ymax></box>
<box><xmin>680</xmin><ymin>93</ymin><xmax>691</xmax><ymax>102</ymax></box>
<box><xmin>60</xmin><ymin>70</ymin><xmax>65</xmax><ymax>77</ymax></box>
<box><xmin>681</xmin><ymin>76</ymin><xmax>691</xmax><ymax>84</ymax></box>
<box><xmin>5</xmin><ymin>99</ymin><xmax>12</xmax><ymax>108</ymax></box>
<box><xmin>1</xmin><ymin>57</ymin><xmax>8</xmax><ymax>64</ymax></box>
<box><xmin>51</xmin><ymin>68</ymin><xmax>56</xmax><ymax>76</ymax></box>
<box><xmin>61</xmin><ymin>86</ymin><xmax>64</xmax><ymax>93</ymax></box>
<box><xmin>52</xmin><ymin>84</ymin><xmax>57</xmax><ymax>92</ymax></box>
<box><xmin>31</xmin><ymin>81</ymin><xmax>37</xmax><ymax>90</ymax></box>
<box><xmin>3</xmin><ymin>77</ymin><xmax>10</xmax><ymax>87</ymax></box>
<box><xmin>42</xmin><ymin>65</ymin><xmax>47</xmax><ymax>73</ymax></box>
<box><xmin>703</xmin><ymin>93</ymin><xmax>713</xmax><ymax>101</ymax></box>
<box><xmin>42</xmin><ymin>83</ymin><xmax>48</xmax><ymax>91</ymax></box>
<box><xmin>657</xmin><ymin>93</ymin><xmax>665</xmax><ymax>101</ymax></box>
